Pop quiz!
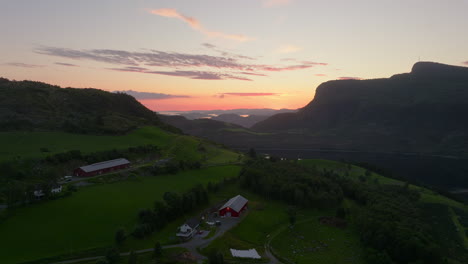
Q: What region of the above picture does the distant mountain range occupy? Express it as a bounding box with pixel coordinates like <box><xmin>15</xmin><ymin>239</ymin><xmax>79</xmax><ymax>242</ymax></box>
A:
<box><xmin>159</xmin><ymin>108</ymin><xmax>296</xmax><ymax>128</ymax></box>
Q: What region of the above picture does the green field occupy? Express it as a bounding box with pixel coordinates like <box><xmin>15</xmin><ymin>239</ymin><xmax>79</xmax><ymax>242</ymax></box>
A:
<box><xmin>201</xmin><ymin>183</ymin><xmax>365</xmax><ymax>264</ymax></box>
<box><xmin>0</xmin><ymin>165</ymin><xmax>240</xmax><ymax>263</ymax></box>
<box><xmin>0</xmin><ymin>126</ymin><xmax>238</xmax><ymax>164</ymax></box>
<box><xmin>271</xmin><ymin>218</ymin><xmax>364</xmax><ymax>264</ymax></box>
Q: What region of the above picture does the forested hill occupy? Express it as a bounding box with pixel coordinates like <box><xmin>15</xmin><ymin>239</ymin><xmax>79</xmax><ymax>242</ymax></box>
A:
<box><xmin>252</xmin><ymin>62</ymin><xmax>468</xmax><ymax>154</ymax></box>
<box><xmin>0</xmin><ymin>78</ymin><xmax>171</xmax><ymax>134</ymax></box>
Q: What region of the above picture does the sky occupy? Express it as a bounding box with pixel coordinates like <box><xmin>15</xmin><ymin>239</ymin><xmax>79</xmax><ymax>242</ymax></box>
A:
<box><xmin>1</xmin><ymin>0</ymin><xmax>468</xmax><ymax>111</ymax></box>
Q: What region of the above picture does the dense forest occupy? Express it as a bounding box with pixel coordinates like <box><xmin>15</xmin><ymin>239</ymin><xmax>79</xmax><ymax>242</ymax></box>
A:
<box><xmin>240</xmin><ymin>157</ymin><xmax>467</xmax><ymax>263</ymax></box>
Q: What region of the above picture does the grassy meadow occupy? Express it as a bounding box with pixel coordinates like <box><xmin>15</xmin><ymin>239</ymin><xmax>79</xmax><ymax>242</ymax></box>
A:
<box><xmin>0</xmin><ymin>126</ymin><xmax>239</xmax><ymax>164</ymax></box>
<box><xmin>0</xmin><ymin>165</ymin><xmax>240</xmax><ymax>263</ymax></box>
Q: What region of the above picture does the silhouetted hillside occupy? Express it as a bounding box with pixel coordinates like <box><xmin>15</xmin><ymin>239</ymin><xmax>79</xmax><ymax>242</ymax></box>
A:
<box><xmin>252</xmin><ymin>62</ymin><xmax>468</xmax><ymax>155</ymax></box>
<box><xmin>212</xmin><ymin>113</ymin><xmax>269</xmax><ymax>128</ymax></box>
<box><xmin>0</xmin><ymin>78</ymin><xmax>170</xmax><ymax>134</ymax></box>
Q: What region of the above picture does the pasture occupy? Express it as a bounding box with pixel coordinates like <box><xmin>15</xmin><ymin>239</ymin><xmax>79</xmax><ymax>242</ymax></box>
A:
<box><xmin>0</xmin><ymin>165</ymin><xmax>240</xmax><ymax>263</ymax></box>
<box><xmin>270</xmin><ymin>218</ymin><xmax>364</xmax><ymax>264</ymax></box>
<box><xmin>0</xmin><ymin>126</ymin><xmax>238</xmax><ymax>164</ymax></box>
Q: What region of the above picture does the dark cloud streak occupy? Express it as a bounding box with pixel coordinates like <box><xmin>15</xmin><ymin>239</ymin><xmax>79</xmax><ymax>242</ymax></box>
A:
<box><xmin>55</xmin><ymin>62</ymin><xmax>78</xmax><ymax>67</ymax></box>
<box><xmin>5</xmin><ymin>62</ymin><xmax>45</xmax><ymax>68</ymax></box>
<box><xmin>114</xmin><ymin>90</ymin><xmax>191</xmax><ymax>100</ymax></box>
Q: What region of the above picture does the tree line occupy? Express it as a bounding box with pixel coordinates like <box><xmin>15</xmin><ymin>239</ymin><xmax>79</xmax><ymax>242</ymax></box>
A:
<box><xmin>240</xmin><ymin>157</ymin><xmax>449</xmax><ymax>264</ymax></box>
<box><xmin>132</xmin><ymin>184</ymin><xmax>209</xmax><ymax>239</ymax></box>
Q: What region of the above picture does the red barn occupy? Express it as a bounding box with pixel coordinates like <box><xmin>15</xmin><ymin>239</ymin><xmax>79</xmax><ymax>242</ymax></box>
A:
<box><xmin>73</xmin><ymin>158</ymin><xmax>130</xmax><ymax>177</ymax></box>
<box><xmin>219</xmin><ymin>195</ymin><xmax>248</xmax><ymax>217</ymax></box>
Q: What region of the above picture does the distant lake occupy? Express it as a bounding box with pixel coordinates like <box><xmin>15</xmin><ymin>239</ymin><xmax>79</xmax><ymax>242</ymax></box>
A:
<box><xmin>239</xmin><ymin>148</ymin><xmax>468</xmax><ymax>192</ymax></box>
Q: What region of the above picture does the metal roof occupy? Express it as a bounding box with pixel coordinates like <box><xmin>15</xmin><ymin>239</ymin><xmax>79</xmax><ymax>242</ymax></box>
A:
<box><xmin>79</xmin><ymin>158</ymin><xmax>130</xmax><ymax>173</ymax></box>
<box><xmin>186</xmin><ymin>218</ymin><xmax>200</xmax><ymax>229</ymax></box>
<box><xmin>219</xmin><ymin>195</ymin><xmax>248</xmax><ymax>212</ymax></box>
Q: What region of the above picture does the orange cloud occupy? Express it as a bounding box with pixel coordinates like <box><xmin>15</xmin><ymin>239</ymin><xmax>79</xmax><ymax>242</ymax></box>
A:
<box><xmin>150</xmin><ymin>8</ymin><xmax>253</xmax><ymax>42</ymax></box>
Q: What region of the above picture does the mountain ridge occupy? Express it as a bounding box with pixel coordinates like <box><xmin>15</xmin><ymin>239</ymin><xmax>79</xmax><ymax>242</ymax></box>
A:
<box><xmin>0</xmin><ymin>78</ymin><xmax>175</xmax><ymax>134</ymax></box>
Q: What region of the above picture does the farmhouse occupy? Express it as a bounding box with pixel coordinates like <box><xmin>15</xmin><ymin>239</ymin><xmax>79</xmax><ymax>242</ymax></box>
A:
<box><xmin>73</xmin><ymin>158</ymin><xmax>130</xmax><ymax>177</ymax></box>
<box><xmin>219</xmin><ymin>195</ymin><xmax>248</xmax><ymax>217</ymax></box>
<box><xmin>176</xmin><ymin>218</ymin><xmax>200</xmax><ymax>240</ymax></box>
<box><xmin>33</xmin><ymin>184</ymin><xmax>62</xmax><ymax>198</ymax></box>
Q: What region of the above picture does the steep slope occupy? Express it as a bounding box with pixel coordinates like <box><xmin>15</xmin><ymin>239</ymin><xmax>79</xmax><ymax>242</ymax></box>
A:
<box><xmin>0</xmin><ymin>78</ymin><xmax>168</xmax><ymax>134</ymax></box>
<box><xmin>252</xmin><ymin>62</ymin><xmax>468</xmax><ymax>154</ymax></box>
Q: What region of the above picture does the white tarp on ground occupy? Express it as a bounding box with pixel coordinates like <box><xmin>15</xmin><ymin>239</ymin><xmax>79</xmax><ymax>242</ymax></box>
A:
<box><xmin>230</xmin><ymin>248</ymin><xmax>261</xmax><ymax>259</ymax></box>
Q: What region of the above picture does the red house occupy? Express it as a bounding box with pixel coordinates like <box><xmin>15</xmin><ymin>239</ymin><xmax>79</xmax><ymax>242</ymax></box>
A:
<box><xmin>73</xmin><ymin>158</ymin><xmax>130</xmax><ymax>177</ymax></box>
<box><xmin>219</xmin><ymin>195</ymin><xmax>248</xmax><ymax>217</ymax></box>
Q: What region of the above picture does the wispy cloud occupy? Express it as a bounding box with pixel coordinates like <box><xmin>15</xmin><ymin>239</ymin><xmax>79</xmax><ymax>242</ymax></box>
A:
<box><xmin>5</xmin><ymin>62</ymin><xmax>44</xmax><ymax>68</ymax></box>
<box><xmin>338</xmin><ymin>77</ymin><xmax>362</xmax><ymax>80</ymax></box>
<box><xmin>315</xmin><ymin>74</ymin><xmax>327</xmax><ymax>77</ymax></box>
<box><xmin>239</xmin><ymin>72</ymin><xmax>268</xmax><ymax>76</ymax></box>
<box><xmin>259</xmin><ymin>61</ymin><xmax>327</xmax><ymax>72</ymax></box>
<box><xmin>276</xmin><ymin>45</ymin><xmax>302</xmax><ymax>54</ymax></box>
<box><xmin>36</xmin><ymin>46</ymin><xmax>327</xmax><ymax>81</ymax></box>
<box><xmin>463</xmin><ymin>61</ymin><xmax>468</xmax><ymax>66</ymax></box>
<box><xmin>114</xmin><ymin>90</ymin><xmax>190</xmax><ymax>100</ymax></box>
<box><xmin>55</xmin><ymin>62</ymin><xmax>78</xmax><ymax>67</ymax></box>
<box><xmin>109</xmin><ymin>67</ymin><xmax>252</xmax><ymax>81</ymax></box>
<box><xmin>262</xmin><ymin>0</ymin><xmax>294</xmax><ymax>8</ymax></box>
<box><xmin>201</xmin><ymin>43</ymin><xmax>256</xmax><ymax>60</ymax></box>
<box><xmin>149</xmin><ymin>8</ymin><xmax>253</xmax><ymax>42</ymax></box>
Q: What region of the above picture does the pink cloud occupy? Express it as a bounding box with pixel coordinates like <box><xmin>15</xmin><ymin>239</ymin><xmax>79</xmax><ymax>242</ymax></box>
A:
<box><xmin>463</xmin><ymin>61</ymin><xmax>468</xmax><ymax>66</ymax></box>
<box><xmin>149</xmin><ymin>8</ymin><xmax>253</xmax><ymax>42</ymax></box>
<box><xmin>315</xmin><ymin>74</ymin><xmax>327</xmax><ymax>77</ymax></box>
<box><xmin>38</xmin><ymin>46</ymin><xmax>328</xmax><ymax>81</ymax></box>
<box><xmin>338</xmin><ymin>77</ymin><xmax>362</xmax><ymax>80</ymax></box>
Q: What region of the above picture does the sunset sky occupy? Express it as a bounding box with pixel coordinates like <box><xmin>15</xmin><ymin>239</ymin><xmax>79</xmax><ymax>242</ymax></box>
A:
<box><xmin>1</xmin><ymin>0</ymin><xmax>468</xmax><ymax>111</ymax></box>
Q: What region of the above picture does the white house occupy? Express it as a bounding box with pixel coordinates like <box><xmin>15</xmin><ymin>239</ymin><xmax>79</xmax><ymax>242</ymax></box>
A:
<box><xmin>176</xmin><ymin>218</ymin><xmax>200</xmax><ymax>240</ymax></box>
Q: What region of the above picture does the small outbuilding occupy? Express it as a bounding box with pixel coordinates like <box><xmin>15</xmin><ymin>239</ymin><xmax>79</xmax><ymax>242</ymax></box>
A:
<box><xmin>230</xmin><ymin>249</ymin><xmax>261</xmax><ymax>259</ymax></box>
<box><xmin>176</xmin><ymin>218</ymin><xmax>200</xmax><ymax>240</ymax></box>
<box><xmin>73</xmin><ymin>158</ymin><xmax>130</xmax><ymax>177</ymax></box>
<box><xmin>219</xmin><ymin>195</ymin><xmax>248</xmax><ymax>217</ymax></box>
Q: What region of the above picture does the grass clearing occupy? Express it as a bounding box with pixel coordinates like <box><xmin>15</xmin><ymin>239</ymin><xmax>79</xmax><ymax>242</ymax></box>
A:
<box><xmin>0</xmin><ymin>165</ymin><xmax>240</xmax><ymax>263</ymax></box>
<box><xmin>271</xmin><ymin>218</ymin><xmax>364</xmax><ymax>264</ymax></box>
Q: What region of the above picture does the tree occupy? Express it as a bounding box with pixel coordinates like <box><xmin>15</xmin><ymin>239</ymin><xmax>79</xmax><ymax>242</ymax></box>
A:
<box><xmin>248</xmin><ymin>148</ymin><xmax>257</xmax><ymax>159</ymax></box>
<box><xmin>105</xmin><ymin>247</ymin><xmax>120</xmax><ymax>264</ymax></box>
<box><xmin>208</xmin><ymin>250</ymin><xmax>224</xmax><ymax>264</ymax></box>
<box><xmin>115</xmin><ymin>227</ymin><xmax>126</xmax><ymax>245</ymax></box>
<box><xmin>128</xmin><ymin>250</ymin><xmax>137</xmax><ymax>264</ymax></box>
<box><xmin>336</xmin><ymin>207</ymin><xmax>346</xmax><ymax>219</ymax></box>
<box><xmin>287</xmin><ymin>206</ymin><xmax>297</xmax><ymax>226</ymax></box>
<box><xmin>153</xmin><ymin>241</ymin><xmax>162</xmax><ymax>258</ymax></box>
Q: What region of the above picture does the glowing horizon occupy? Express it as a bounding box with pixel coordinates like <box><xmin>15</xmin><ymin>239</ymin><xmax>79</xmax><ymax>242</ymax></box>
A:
<box><xmin>1</xmin><ymin>0</ymin><xmax>468</xmax><ymax>111</ymax></box>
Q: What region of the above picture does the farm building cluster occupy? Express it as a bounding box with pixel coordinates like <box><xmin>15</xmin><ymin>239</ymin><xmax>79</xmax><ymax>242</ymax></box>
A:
<box><xmin>73</xmin><ymin>158</ymin><xmax>130</xmax><ymax>177</ymax></box>
<box><xmin>176</xmin><ymin>195</ymin><xmax>248</xmax><ymax>241</ymax></box>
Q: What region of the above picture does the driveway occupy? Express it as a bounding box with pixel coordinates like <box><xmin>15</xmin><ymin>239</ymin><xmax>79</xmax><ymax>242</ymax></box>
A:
<box><xmin>166</xmin><ymin>216</ymin><xmax>241</xmax><ymax>262</ymax></box>
<box><xmin>53</xmin><ymin>216</ymin><xmax>242</xmax><ymax>264</ymax></box>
